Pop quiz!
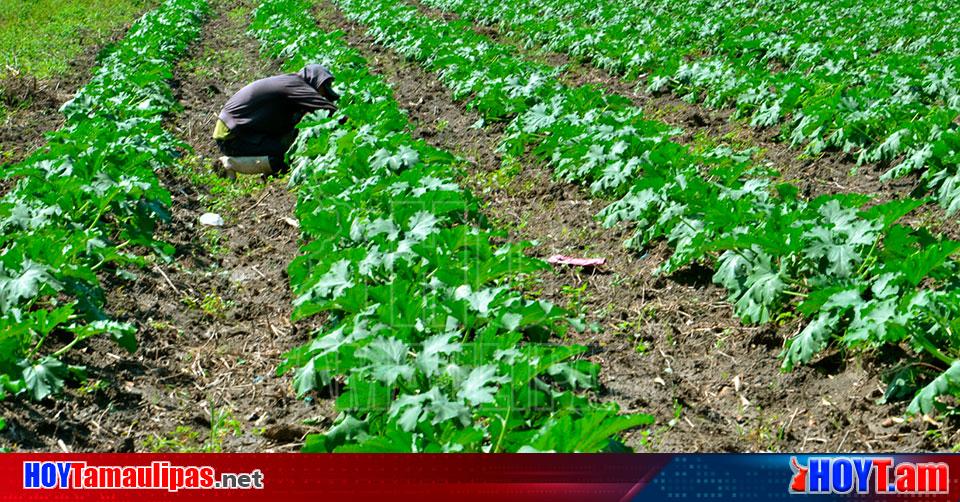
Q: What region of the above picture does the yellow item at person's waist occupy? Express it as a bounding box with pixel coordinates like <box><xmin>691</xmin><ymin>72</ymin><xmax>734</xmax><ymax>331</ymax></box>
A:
<box><xmin>213</xmin><ymin>118</ymin><xmax>232</xmax><ymax>140</ymax></box>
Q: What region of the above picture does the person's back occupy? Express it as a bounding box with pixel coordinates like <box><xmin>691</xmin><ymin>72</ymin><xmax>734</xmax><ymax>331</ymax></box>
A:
<box><xmin>220</xmin><ymin>74</ymin><xmax>334</xmax><ymax>135</ymax></box>
<box><xmin>214</xmin><ymin>64</ymin><xmax>340</xmax><ymax>178</ymax></box>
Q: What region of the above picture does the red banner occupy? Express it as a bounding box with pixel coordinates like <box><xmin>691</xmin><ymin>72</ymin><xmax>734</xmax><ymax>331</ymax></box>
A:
<box><xmin>2</xmin><ymin>454</ymin><xmax>670</xmax><ymax>501</ymax></box>
<box><xmin>4</xmin><ymin>453</ymin><xmax>959</xmax><ymax>501</ymax></box>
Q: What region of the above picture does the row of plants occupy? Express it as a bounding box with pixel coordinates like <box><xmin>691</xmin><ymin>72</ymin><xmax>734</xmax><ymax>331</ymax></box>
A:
<box><xmin>0</xmin><ymin>0</ymin><xmax>209</xmax><ymax>400</ymax></box>
<box><xmin>249</xmin><ymin>0</ymin><xmax>652</xmax><ymax>452</ymax></box>
<box><xmin>335</xmin><ymin>0</ymin><xmax>960</xmax><ymax>415</ymax></box>
<box><xmin>415</xmin><ymin>0</ymin><xmax>960</xmax><ymax>214</ymax></box>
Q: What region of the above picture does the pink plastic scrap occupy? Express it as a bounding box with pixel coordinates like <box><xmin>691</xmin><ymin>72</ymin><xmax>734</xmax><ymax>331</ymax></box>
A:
<box><xmin>546</xmin><ymin>255</ymin><xmax>606</xmax><ymax>267</ymax></box>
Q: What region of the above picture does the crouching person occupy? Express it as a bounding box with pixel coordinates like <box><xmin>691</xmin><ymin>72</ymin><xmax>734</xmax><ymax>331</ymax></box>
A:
<box><xmin>213</xmin><ymin>64</ymin><xmax>340</xmax><ymax>178</ymax></box>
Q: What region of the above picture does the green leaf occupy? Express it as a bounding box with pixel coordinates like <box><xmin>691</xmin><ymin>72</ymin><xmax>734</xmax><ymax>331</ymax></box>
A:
<box><xmin>936</xmin><ymin>173</ymin><xmax>960</xmax><ymax>215</ymax></box>
<box><xmin>781</xmin><ymin>313</ymin><xmax>837</xmax><ymax>371</ymax></box>
<box><xmin>31</xmin><ymin>304</ymin><xmax>75</xmax><ymax>336</ymax></box>
<box><xmin>908</xmin><ymin>361</ymin><xmax>960</xmax><ymax>415</ymax></box>
<box><xmin>881</xmin><ymin>366</ymin><xmax>923</xmax><ymax>404</ymax></box>
<box><xmin>456</xmin><ymin>365</ymin><xmax>506</xmax><ymax>405</ymax></box>
<box><xmin>899</xmin><ymin>242</ymin><xmax>960</xmax><ymax>286</ymax></box>
<box><xmin>528</xmin><ymin>405</ymin><xmax>654</xmax><ymax>452</ymax></box>
<box><xmin>797</xmin><ymin>285</ymin><xmax>860</xmax><ymax>316</ymax></box>
<box><xmin>844</xmin><ymin>299</ymin><xmax>902</xmax><ymax>346</ymax></box>
<box><xmin>803</xmin><ymin>201</ymin><xmax>879</xmax><ymax>277</ymax></box>
<box><xmin>521</xmin><ymin>102</ymin><xmax>557</xmax><ymax>132</ymax></box>
<box><xmin>733</xmin><ymin>255</ymin><xmax>787</xmax><ymax>324</ymax></box>
<box><xmin>335</xmin><ymin>428</ymin><xmax>415</xmax><ymax>452</ymax></box>
<box><xmin>390</xmin><ymin>387</ymin><xmax>468</xmax><ymax>431</ymax></box>
<box><xmin>0</xmin><ymin>261</ymin><xmax>59</xmax><ymax>311</ymax></box>
<box><xmin>406</xmin><ymin>211</ymin><xmax>439</xmax><ymax>241</ymax></box>
<box><xmin>292</xmin><ymin>259</ymin><xmax>355</xmax><ymax>312</ymax></box>
<box><xmin>547</xmin><ymin>360</ymin><xmax>599</xmax><ymax>390</ymax></box>
<box><xmin>860</xmin><ymin>198</ymin><xmax>924</xmax><ymax>230</ymax></box>
<box><xmin>20</xmin><ymin>356</ymin><xmax>68</xmax><ymax>401</ymax></box>
<box><xmin>292</xmin><ymin>360</ymin><xmax>319</xmax><ymax>397</ymax></box>
<box><xmin>358</xmin><ymin>337</ymin><xmax>414</xmax><ymax>384</ymax></box>
<box><xmin>415</xmin><ymin>333</ymin><xmax>461</xmax><ymax>377</ymax></box>
<box><xmin>306</xmin><ymin>415</ymin><xmax>366</xmax><ymax>452</ymax></box>
<box><xmin>336</xmin><ymin>379</ymin><xmax>392</xmax><ymax>412</ymax></box>
<box><xmin>822</xmin><ymin>288</ymin><xmax>865</xmax><ymax>311</ymax></box>
<box><xmin>70</xmin><ymin>320</ymin><xmax>137</xmax><ymax>353</ymax></box>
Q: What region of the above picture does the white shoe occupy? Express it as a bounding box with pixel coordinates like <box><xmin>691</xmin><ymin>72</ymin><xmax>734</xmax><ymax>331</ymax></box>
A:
<box><xmin>219</xmin><ymin>156</ymin><xmax>272</xmax><ymax>178</ymax></box>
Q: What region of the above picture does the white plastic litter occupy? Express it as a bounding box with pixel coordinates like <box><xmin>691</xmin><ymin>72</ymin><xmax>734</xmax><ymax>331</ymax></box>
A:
<box><xmin>199</xmin><ymin>212</ymin><xmax>225</xmax><ymax>227</ymax></box>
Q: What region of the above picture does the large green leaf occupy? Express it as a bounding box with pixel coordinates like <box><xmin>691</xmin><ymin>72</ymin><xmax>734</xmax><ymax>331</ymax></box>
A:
<box><xmin>358</xmin><ymin>337</ymin><xmax>415</xmax><ymax>385</ymax></box>
<box><xmin>781</xmin><ymin>313</ymin><xmax>837</xmax><ymax>371</ymax></box>
<box><xmin>456</xmin><ymin>365</ymin><xmax>506</xmax><ymax>406</ymax></box>
<box><xmin>20</xmin><ymin>357</ymin><xmax>68</xmax><ymax>401</ymax></box>
<box><xmin>908</xmin><ymin>361</ymin><xmax>960</xmax><ymax>415</ymax></box>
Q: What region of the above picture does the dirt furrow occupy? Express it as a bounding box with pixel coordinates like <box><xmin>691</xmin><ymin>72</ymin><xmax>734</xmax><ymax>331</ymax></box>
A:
<box><xmin>314</xmin><ymin>0</ymin><xmax>954</xmax><ymax>452</ymax></box>
<box><xmin>0</xmin><ymin>0</ymin><xmax>331</xmax><ymax>452</ymax></box>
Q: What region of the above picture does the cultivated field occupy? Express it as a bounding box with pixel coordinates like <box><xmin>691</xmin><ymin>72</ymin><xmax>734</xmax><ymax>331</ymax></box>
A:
<box><xmin>0</xmin><ymin>0</ymin><xmax>958</xmax><ymax>452</ymax></box>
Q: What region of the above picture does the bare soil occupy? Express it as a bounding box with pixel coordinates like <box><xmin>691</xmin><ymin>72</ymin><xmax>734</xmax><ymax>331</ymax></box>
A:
<box><xmin>0</xmin><ymin>0</ymin><xmax>332</xmax><ymax>453</ymax></box>
<box><xmin>316</xmin><ymin>0</ymin><xmax>958</xmax><ymax>452</ymax></box>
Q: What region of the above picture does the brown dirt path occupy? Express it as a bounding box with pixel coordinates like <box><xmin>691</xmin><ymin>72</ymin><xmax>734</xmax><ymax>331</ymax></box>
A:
<box><xmin>315</xmin><ymin>0</ymin><xmax>957</xmax><ymax>452</ymax></box>
<box><xmin>0</xmin><ymin>0</ymin><xmax>332</xmax><ymax>453</ymax></box>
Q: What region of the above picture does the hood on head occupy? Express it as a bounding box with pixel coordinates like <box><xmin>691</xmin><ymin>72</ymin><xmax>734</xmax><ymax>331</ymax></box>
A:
<box><xmin>298</xmin><ymin>64</ymin><xmax>339</xmax><ymax>101</ymax></box>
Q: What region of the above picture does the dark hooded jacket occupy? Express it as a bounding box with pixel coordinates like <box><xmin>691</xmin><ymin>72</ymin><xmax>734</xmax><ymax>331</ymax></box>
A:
<box><xmin>218</xmin><ymin>64</ymin><xmax>338</xmax><ymax>139</ymax></box>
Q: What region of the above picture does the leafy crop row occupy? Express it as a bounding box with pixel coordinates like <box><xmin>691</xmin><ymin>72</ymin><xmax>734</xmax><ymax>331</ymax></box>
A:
<box><xmin>335</xmin><ymin>0</ymin><xmax>960</xmax><ymax>414</ymax></box>
<box><xmin>0</xmin><ymin>0</ymin><xmax>209</xmax><ymax>400</ymax></box>
<box><xmin>417</xmin><ymin>0</ymin><xmax>960</xmax><ymax>214</ymax></box>
<box><xmin>249</xmin><ymin>0</ymin><xmax>652</xmax><ymax>452</ymax></box>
